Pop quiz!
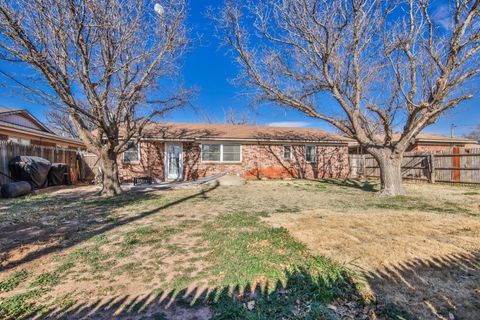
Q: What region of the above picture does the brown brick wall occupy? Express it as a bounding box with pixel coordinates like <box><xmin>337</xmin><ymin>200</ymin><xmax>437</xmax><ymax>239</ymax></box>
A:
<box><xmin>118</xmin><ymin>142</ymin><xmax>165</xmax><ymax>182</ymax></box>
<box><xmin>118</xmin><ymin>141</ymin><xmax>349</xmax><ymax>182</ymax></box>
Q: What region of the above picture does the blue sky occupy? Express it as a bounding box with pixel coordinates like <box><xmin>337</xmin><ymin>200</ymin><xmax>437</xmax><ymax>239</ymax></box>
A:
<box><xmin>0</xmin><ymin>0</ymin><xmax>478</xmax><ymax>136</ymax></box>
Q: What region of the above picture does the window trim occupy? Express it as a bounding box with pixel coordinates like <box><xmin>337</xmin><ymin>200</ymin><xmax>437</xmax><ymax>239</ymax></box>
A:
<box><xmin>305</xmin><ymin>145</ymin><xmax>317</xmax><ymax>163</ymax></box>
<box><xmin>283</xmin><ymin>145</ymin><xmax>292</xmax><ymax>160</ymax></box>
<box><xmin>200</xmin><ymin>143</ymin><xmax>242</xmax><ymax>163</ymax></box>
<box><xmin>123</xmin><ymin>142</ymin><xmax>141</xmax><ymax>164</ymax></box>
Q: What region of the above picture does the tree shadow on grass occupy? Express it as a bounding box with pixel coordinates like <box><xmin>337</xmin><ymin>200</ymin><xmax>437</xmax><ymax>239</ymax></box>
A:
<box><xmin>366</xmin><ymin>250</ymin><xmax>480</xmax><ymax>320</ymax></box>
<box><xmin>0</xmin><ymin>183</ymin><xmax>219</xmax><ymax>272</ymax></box>
<box><xmin>16</xmin><ymin>264</ymin><xmax>361</xmax><ymax>320</ymax></box>
<box><xmin>321</xmin><ymin>179</ymin><xmax>379</xmax><ymax>192</ymax></box>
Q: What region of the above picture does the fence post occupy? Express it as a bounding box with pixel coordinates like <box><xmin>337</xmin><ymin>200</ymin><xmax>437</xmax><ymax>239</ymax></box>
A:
<box><xmin>428</xmin><ymin>153</ymin><xmax>435</xmax><ymax>183</ymax></box>
<box><xmin>360</xmin><ymin>154</ymin><xmax>366</xmax><ymax>179</ymax></box>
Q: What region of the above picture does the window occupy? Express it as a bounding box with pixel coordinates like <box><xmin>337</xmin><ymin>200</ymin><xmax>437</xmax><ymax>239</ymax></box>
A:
<box><xmin>305</xmin><ymin>145</ymin><xmax>316</xmax><ymax>162</ymax></box>
<box><xmin>222</xmin><ymin>145</ymin><xmax>241</xmax><ymax>161</ymax></box>
<box><xmin>202</xmin><ymin>144</ymin><xmax>241</xmax><ymax>162</ymax></box>
<box><xmin>8</xmin><ymin>137</ymin><xmax>31</xmax><ymax>146</ymax></box>
<box><xmin>201</xmin><ymin>144</ymin><xmax>221</xmax><ymax>161</ymax></box>
<box><xmin>283</xmin><ymin>145</ymin><xmax>292</xmax><ymax>160</ymax></box>
<box><xmin>123</xmin><ymin>142</ymin><xmax>140</xmax><ymax>163</ymax></box>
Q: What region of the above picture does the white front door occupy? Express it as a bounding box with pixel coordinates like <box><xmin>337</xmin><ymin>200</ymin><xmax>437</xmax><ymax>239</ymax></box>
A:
<box><xmin>166</xmin><ymin>144</ymin><xmax>183</xmax><ymax>180</ymax></box>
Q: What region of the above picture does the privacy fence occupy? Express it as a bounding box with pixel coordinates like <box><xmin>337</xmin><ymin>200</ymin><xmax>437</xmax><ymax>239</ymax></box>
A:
<box><xmin>0</xmin><ymin>141</ymin><xmax>96</xmax><ymax>186</ymax></box>
<box><xmin>349</xmin><ymin>148</ymin><xmax>480</xmax><ymax>184</ymax></box>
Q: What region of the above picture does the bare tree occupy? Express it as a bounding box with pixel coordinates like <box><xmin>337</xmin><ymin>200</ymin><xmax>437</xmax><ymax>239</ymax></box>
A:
<box><xmin>46</xmin><ymin>108</ymin><xmax>81</xmax><ymax>139</ymax></box>
<box><xmin>0</xmin><ymin>0</ymin><xmax>189</xmax><ymax>196</ymax></box>
<box><xmin>465</xmin><ymin>124</ymin><xmax>480</xmax><ymax>141</ymax></box>
<box><xmin>218</xmin><ymin>0</ymin><xmax>480</xmax><ymax>195</ymax></box>
<box><xmin>223</xmin><ymin>107</ymin><xmax>252</xmax><ymax>125</ymax></box>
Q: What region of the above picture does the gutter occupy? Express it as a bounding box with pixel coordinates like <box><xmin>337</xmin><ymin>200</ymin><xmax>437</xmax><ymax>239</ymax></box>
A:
<box><xmin>141</xmin><ymin>137</ymin><xmax>350</xmax><ymax>145</ymax></box>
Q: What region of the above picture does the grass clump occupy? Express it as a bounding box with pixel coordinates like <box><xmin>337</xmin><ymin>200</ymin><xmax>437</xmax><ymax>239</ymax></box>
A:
<box><xmin>69</xmin><ymin>244</ymin><xmax>114</xmax><ymax>273</ymax></box>
<box><xmin>210</xmin><ymin>257</ymin><xmax>351</xmax><ymax>320</ymax></box>
<box><xmin>0</xmin><ymin>289</ymin><xmax>45</xmax><ymax>320</ymax></box>
<box><xmin>0</xmin><ymin>270</ymin><xmax>30</xmax><ymax>292</ymax></box>
<box><xmin>29</xmin><ymin>272</ymin><xmax>60</xmax><ymax>288</ymax></box>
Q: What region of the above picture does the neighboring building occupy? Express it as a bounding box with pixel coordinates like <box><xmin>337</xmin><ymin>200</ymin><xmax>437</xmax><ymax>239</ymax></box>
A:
<box><xmin>349</xmin><ymin>133</ymin><xmax>478</xmax><ymax>154</ymax></box>
<box><xmin>0</xmin><ymin>107</ymin><xmax>84</xmax><ymax>149</ymax></box>
<box><xmin>118</xmin><ymin>122</ymin><xmax>351</xmax><ymax>182</ymax></box>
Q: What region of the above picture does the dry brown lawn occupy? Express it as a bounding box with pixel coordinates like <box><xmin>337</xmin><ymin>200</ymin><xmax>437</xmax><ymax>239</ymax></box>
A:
<box><xmin>0</xmin><ymin>180</ymin><xmax>479</xmax><ymax>319</ymax></box>
<box><xmin>264</xmin><ymin>181</ymin><xmax>480</xmax><ymax>319</ymax></box>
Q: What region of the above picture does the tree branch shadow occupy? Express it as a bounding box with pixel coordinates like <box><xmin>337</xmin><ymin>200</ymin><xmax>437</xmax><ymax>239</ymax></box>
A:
<box><xmin>0</xmin><ymin>183</ymin><xmax>219</xmax><ymax>272</ymax></box>
<box><xmin>22</xmin><ymin>265</ymin><xmax>357</xmax><ymax>320</ymax></box>
<box><xmin>365</xmin><ymin>250</ymin><xmax>480</xmax><ymax>319</ymax></box>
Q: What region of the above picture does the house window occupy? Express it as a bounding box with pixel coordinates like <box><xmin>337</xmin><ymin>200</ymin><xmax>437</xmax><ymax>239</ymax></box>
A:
<box><xmin>305</xmin><ymin>145</ymin><xmax>317</xmax><ymax>162</ymax></box>
<box><xmin>222</xmin><ymin>145</ymin><xmax>241</xmax><ymax>161</ymax></box>
<box><xmin>201</xmin><ymin>144</ymin><xmax>221</xmax><ymax>161</ymax></box>
<box><xmin>8</xmin><ymin>137</ymin><xmax>31</xmax><ymax>146</ymax></box>
<box><xmin>283</xmin><ymin>145</ymin><xmax>292</xmax><ymax>160</ymax></box>
<box><xmin>202</xmin><ymin>144</ymin><xmax>241</xmax><ymax>162</ymax></box>
<box><xmin>123</xmin><ymin>142</ymin><xmax>140</xmax><ymax>163</ymax></box>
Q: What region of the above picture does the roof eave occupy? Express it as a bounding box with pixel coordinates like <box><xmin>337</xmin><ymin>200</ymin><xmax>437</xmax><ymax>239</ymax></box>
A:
<box><xmin>142</xmin><ymin>136</ymin><xmax>349</xmax><ymax>145</ymax></box>
<box><xmin>0</xmin><ymin>122</ymin><xmax>84</xmax><ymax>146</ymax></box>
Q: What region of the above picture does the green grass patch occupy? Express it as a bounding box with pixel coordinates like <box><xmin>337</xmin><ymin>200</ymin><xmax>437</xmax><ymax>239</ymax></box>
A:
<box><xmin>29</xmin><ymin>272</ymin><xmax>60</xmax><ymax>288</ymax></box>
<box><xmin>200</xmin><ymin>211</ymin><xmax>355</xmax><ymax>319</ymax></box>
<box><xmin>209</xmin><ymin>257</ymin><xmax>351</xmax><ymax>319</ymax></box>
<box><xmin>0</xmin><ymin>289</ymin><xmax>45</xmax><ymax>320</ymax></box>
<box><xmin>0</xmin><ymin>270</ymin><xmax>30</xmax><ymax>293</ymax></box>
<box><xmin>69</xmin><ymin>244</ymin><xmax>115</xmax><ymax>273</ymax></box>
<box><xmin>381</xmin><ymin>303</ymin><xmax>417</xmax><ymax>320</ymax></box>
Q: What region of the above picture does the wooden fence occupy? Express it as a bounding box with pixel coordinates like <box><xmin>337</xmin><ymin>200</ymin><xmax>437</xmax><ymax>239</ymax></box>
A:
<box><xmin>0</xmin><ymin>141</ymin><xmax>82</xmax><ymax>185</ymax></box>
<box><xmin>349</xmin><ymin>148</ymin><xmax>480</xmax><ymax>184</ymax></box>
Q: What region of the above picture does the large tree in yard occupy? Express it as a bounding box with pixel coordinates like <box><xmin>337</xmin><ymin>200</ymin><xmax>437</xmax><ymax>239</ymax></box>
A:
<box><xmin>219</xmin><ymin>0</ymin><xmax>480</xmax><ymax>195</ymax></box>
<box><xmin>0</xmin><ymin>0</ymin><xmax>188</xmax><ymax>196</ymax></box>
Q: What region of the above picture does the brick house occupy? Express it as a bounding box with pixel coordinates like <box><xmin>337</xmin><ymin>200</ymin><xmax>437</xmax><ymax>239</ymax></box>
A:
<box><xmin>118</xmin><ymin>122</ymin><xmax>351</xmax><ymax>182</ymax></box>
<box><xmin>348</xmin><ymin>133</ymin><xmax>478</xmax><ymax>154</ymax></box>
<box><xmin>405</xmin><ymin>134</ymin><xmax>478</xmax><ymax>152</ymax></box>
<box><xmin>0</xmin><ymin>107</ymin><xmax>84</xmax><ymax>149</ymax></box>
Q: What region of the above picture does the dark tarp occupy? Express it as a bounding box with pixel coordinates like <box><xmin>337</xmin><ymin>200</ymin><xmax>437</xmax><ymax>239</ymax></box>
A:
<box><xmin>48</xmin><ymin>163</ymin><xmax>71</xmax><ymax>186</ymax></box>
<box><xmin>1</xmin><ymin>181</ymin><xmax>32</xmax><ymax>198</ymax></box>
<box><xmin>8</xmin><ymin>156</ymin><xmax>51</xmax><ymax>189</ymax></box>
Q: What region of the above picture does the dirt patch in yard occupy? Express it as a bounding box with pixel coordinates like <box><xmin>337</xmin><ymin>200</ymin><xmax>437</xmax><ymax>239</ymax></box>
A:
<box><xmin>265</xmin><ymin>182</ymin><xmax>480</xmax><ymax>319</ymax></box>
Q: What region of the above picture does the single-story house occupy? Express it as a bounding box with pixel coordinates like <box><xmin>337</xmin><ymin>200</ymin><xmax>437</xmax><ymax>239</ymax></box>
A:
<box><xmin>348</xmin><ymin>133</ymin><xmax>478</xmax><ymax>154</ymax></box>
<box><xmin>0</xmin><ymin>107</ymin><xmax>84</xmax><ymax>149</ymax></box>
<box><xmin>118</xmin><ymin>122</ymin><xmax>351</xmax><ymax>182</ymax></box>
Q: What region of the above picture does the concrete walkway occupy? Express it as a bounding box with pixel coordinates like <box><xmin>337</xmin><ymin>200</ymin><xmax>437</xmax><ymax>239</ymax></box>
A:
<box><xmin>126</xmin><ymin>173</ymin><xmax>245</xmax><ymax>191</ymax></box>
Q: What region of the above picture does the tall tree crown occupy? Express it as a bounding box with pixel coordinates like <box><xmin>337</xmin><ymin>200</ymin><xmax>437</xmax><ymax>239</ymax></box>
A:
<box><xmin>0</xmin><ymin>0</ymin><xmax>189</xmax><ymax>152</ymax></box>
<box><xmin>218</xmin><ymin>0</ymin><xmax>480</xmax><ymax>153</ymax></box>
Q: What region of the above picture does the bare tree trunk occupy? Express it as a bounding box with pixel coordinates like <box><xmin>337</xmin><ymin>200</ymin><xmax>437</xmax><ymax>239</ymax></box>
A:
<box><xmin>371</xmin><ymin>150</ymin><xmax>405</xmax><ymax>196</ymax></box>
<box><xmin>99</xmin><ymin>147</ymin><xmax>122</xmax><ymax>197</ymax></box>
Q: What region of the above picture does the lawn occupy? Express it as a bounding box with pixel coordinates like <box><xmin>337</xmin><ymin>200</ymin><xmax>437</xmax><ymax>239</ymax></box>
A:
<box><xmin>0</xmin><ymin>180</ymin><xmax>478</xmax><ymax>319</ymax></box>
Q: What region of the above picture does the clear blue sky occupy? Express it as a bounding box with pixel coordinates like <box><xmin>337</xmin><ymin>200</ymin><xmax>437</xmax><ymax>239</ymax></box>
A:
<box><xmin>0</xmin><ymin>0</ymin><xmax>478</xmax><ymax>136</ymax></box>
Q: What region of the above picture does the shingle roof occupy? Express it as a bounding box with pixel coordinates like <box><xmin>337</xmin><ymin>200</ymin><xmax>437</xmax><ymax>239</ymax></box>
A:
<box><xmin>142</xmin><ymin>122</ymin><xmax>350</xmax><ymax>143</ymax></box>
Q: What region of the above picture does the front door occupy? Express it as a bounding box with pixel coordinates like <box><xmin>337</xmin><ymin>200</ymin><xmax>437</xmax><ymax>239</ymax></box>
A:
<box><xmin>166</xmin><ymin>144</ymin><xmax>183</xmax><ymax>180</ymax></box>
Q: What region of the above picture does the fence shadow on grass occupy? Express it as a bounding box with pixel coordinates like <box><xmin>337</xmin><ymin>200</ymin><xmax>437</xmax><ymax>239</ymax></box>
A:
<box><xmin>0</xmin><ymin>183</ymin><xmax>219</xmax><ymax>272</ymax></box>
<box><xmin>366</xmin><ymin>250</ymin><xmax>480</xmax><ymax>319</ymax></box>
<box><xmin>23</xmin><ymin>265</ymin><xmax>357</xmax><ymax>320</ymax></box>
